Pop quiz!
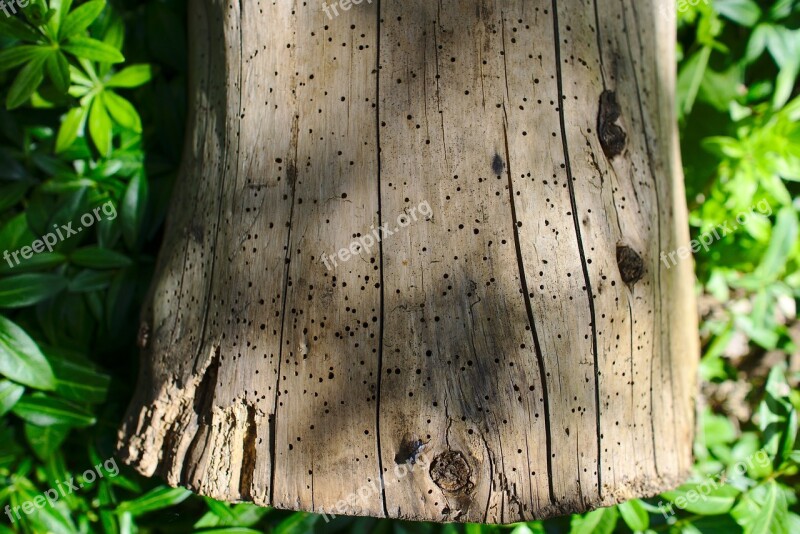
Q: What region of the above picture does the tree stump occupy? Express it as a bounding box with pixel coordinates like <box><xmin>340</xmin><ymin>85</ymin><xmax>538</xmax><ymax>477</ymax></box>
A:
<box><xmin>117</xmin><ymin>0</ymin><xmax>699</xmax><ymax>523</ymax></box>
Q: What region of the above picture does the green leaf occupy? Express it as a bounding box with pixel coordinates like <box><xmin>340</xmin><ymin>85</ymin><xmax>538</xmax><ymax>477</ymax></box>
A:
<box><xmin>107</xmin><ymin>64</ymin><xmax>152</xmax><ymax>88</ymax></box>
<box><xmin>88</xmin><ymin>95</ymin><xmax>112</xmax><ymax>156</ymax></box>
<box><xmin>0</xmin><ymin>181</ymin><xmax>32</xmax><ymax>212</ymax></box>
<box><xmin>617</xmin><ymin>500</ymin><xmax>649</xmax><ymax>531</ymax></box>
<box><xmin>24</xmin><ymin>422</ymin><xmax>70</xmax><ymax>460</ymax></box>
<box><xmin>0</xmin><ymin>252</ymin><xmax>67</xmax><ymax>275</ymax></box>
<box><xmin>677</xmin><ymin>46</ymin><xmax>712</xmax><ymax>119</ymax></box>
<box><xmin>759</xmin><ymin>365</ymin><xmax>797</xmax><ymax>464</ymax></box>
<box><xmin>67</xmin><ymin>269</ymin><xmax>115</xmax><ymax>292</ymax></box>
<box><xmin>570</xmin><ymin>507</ymin><xmax>618</xmax><ymax>534</ymax></box>
<box><xmin>0</xmin><ymin>315</ymin><xmax>56</xmax><ymax>390</ymax></box>
<box><xmin>273</xmin><ymin>512</ymin><xmax>319</xmax><ymax>534</ymax></box>
<box><xmin>661</xmin><ymin>482</ymin><xmax>740</xmax><ymax>515</ymax></box>
<box><xmin>6</xmin><ymin>52</ymin><xmax>47</xmax><ymax>109</ymax></box>
<box><xmin>46</xmin><ymin>50</ymin><xmax>70</xmax><ymax>94</ymax></box>
<box><xmin>55</xmin><ymin>105</ymin><xmax>88</xmax><ymax>153</ymax></box>
<box><xmin>0</xmin><ymin>15</ymin><xmax>44</xmax><ymax>42</ymax></box>
<box><xmin>59</xmin><ymin>0</ymin><xmax>106</xmax><ymax>39</ymax></box>
<box><xmin>755</xmin><ymin>207</ymin><xmax>798</xmax><ymax>281</ymax></box>
<box><xmin>714</xmin><ymin>0</ymin><xmax>762</xmax><ymax>27</ymax></box>
<box><xmin>121</xmin><ymin>172</ymin><xmax>148</xmax><ymax>248</ymax></box>
<box><xmin>46</xmin><ymin>0</ymin><xmax>74</xmax><ymax>37</ymax></box>
<box><xmin>62</xmin><ymin>36</ymin><xmax>124</xmax><ymax>63</ymax></box>
<box><xmin>749</xmin><ymin>482</ymin><xmax>785</xmax><ymax>534</ymax></box>
<box><xmin>12</xmin><ymin>393</ymin><xmax>96</xmax><ymax>427</ymax></box>
<box><xmin>0</xmin><ymin>379</ymin><xmax>25</xmax><ymax>416</ymax></box>
<box><xmin>0</xmin><ymin>273</ymin><xmax>68</xmax><ymax>308</ymax></box>
<box><xmin>71</xmin><ymin>246</ymin><xmax>132</xmax><ymax>269</ymax></box>
<box><xmin>50</xmin><ymin>356</ymin><xmax>110</xmax><ymax>404</ymax></box>
<box><xmin>116</xmin><ymin>486</ymin><xmax>192</xmax><ymax>516</ymax></box>
<box><xmin>103</xmin><ymin>91</ymin><xmax>141</xmax><ymax>132</ymax></box>
<box><xmin>0</xmin><ymin>45</ymin><xmax>47</xmax><ymax>73</ymax></box>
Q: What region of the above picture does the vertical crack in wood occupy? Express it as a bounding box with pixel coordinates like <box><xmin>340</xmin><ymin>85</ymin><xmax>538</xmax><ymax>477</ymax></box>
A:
<box><xmin>551</xmin><ymin>0</ymin><xmax>603</xmax><ymax>501</ymax></box>
<box><xmin>620</xmin><ymin>0</ymin><xmax>668</xmax><ymax>477</ymax></box>
<box><xmin>270</xmin><ymin>94</ymin><xmax>301</xmax><ymax>506</ymax></box>
<box><xmin>239</xmin><ymin>402</ymin><xmax>258</xmax><ymax>500</ymax></box>
<box><xmin>374</xmin><ymin>0</ymin><xmax>389</xmax><ymax>518</ymax></box>
<box><xmin>500</xmin><ymin>107</ymin><xmax>555</xmax><ymax>506</ymax></box>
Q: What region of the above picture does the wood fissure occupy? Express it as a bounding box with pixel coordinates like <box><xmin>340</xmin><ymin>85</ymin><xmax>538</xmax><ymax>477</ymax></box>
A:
<box><xmin>550</xmin><ymin>0</ymin><xmax>603</xmax><ymax>503</ymax></box>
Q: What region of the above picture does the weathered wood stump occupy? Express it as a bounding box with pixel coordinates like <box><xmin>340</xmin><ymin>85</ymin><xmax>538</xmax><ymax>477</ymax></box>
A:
<box><xmin>118</xmin><ymin>0</ymin><xmax>699</xmax><ymax>523</ymax></box>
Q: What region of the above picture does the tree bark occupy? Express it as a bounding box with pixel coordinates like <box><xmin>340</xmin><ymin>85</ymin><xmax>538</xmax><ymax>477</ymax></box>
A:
<box><xmin>117</xmin><ymin>0</ymin><xmax>699</xmax><ymax>523</ymax></box>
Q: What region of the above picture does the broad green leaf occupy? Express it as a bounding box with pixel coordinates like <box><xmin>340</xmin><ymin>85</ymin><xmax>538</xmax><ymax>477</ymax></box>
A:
<box><xmin>0</xmin><ymin>251</ymin><xmax>67</xmax><ymax>275</ymax></box>
<box><xmin>47</xmin><ymin>0</ymin><xmax>74</xmax><ymax>37</ymax></box>
<box><xmin>0</xmin><ymin>315</ymin><xmax>55</xmax><ymax>390</ymax></box>
<box><xmin>46</xmin><ymin>50</ymin><xmax>70</xmax><ymax>94</ymax></box>
<box><xmin>617</xmin><ymin>500</ymin><xmax>649</xmax><ymax>531</ymax></box>
<box><xmin>677</xmin><ymin>46</ymin><xmax>711</xmax><ymax>118</ymax></box>
<box><xmin>55</xmin><ymin>105</ymin><xmax>88</xmax><ymax>153</ymax></box>
<box><xmin>106</xmin><ymin>64</ymin><xmax>152</xmax><ymax>88</ymax></box>
<box><xmin>0</xmin><ymin>181</ymin><xmax>32</xmax><ymax>212</ymax></box>
<box><xmin>121</xmin><ymin>172</ymin><xmax>148</xmax><ymax>248</ymax></box>
<box><xmin>569</xmin><ymin>507</ymin><xmax>618</xmax><ymax>534</ymax></box>
<box><xmin>6</xmin><ymin>52</ymin><xmax>47</xmax><ymax>109</ymax></box>
<box><xmin>88</xmin><ymin>95</ymin><xmax>112</xmax><ymax>156</ymax></box>
<box><xmin>116</xmin><ymin>486</ymin><xmax>192</xmax><ymax>516</ymax></box>
<box><xmin>71</xmin><ymin>246</ymin><xmax>132</xmax><ymax>269</ymax></box>
<box><xmin>50</xmin><ymin>356</ymin><xmax>110</xmax><ymax>404</ymax></box>
<box><xmin>749</xmin><ymin>482</ymin><xmax>785</xmax><ymax>534</ymax></box>
<box><xmin>10</xmin><ymin>475</ymin><xmax>79</xmax><ymax>534</ymax></box>
<box><xmin>12</xmin><ymin>393</ymin><xmax>96</xmax><ymax>427</ymax></box>
<box><xmin>59</xmin><ymin>0</ymin><xmax>106</xmax><ymax>39</ymax></box>
<box><xmin>755</xmin><ymin>207</ymin><xmax>798</xmax><ymax>281</ymax></box>
<box><xmin>273</xmin><ymin>512</ymin><xmax>319</xmax><ymax>534</ymax></box>
<box><xmin>774</xmin><ymin>60</ymin><xmax>799</xmax><ymax>109</ymax></box>
<box><xmin>661</xmin><ymin>482</ymin><xmax>740</xmax><ymax>515</ymax></box>
<box><xmin>714</xmin><ymin>0</ymin><xmax>762</xmax><ymax>27</ymax></box>
<box><xmin>0</xmin><ymin>15</ymin><xmax>44</xmax><ymax>42</ymax></box>
<box><xmin>703</xmin><ymin>409</ymin><xmax>737</xmax><ymax>447</ymax></box>
<box><xmin>62</xmin><ymin>36</ymin><xmax>124</xmax><ymax>63</ymax></box>
<box><xmin>758</xmin><ymin>365</ymin><xmax>797</xmax><ymax>463</ymax></box>
<box><xmin>67</xmin><ymin>269</ymin><xmax>115</xmax><ymax>292</ymax></box>
<box><xmin>203</xmin><ymin>497</ymin><xmax>237</xmax><ymax>523</ymax></box>
<box><xmin>24</xmin><ymin>422</ymin><xmax>70</xmax><ymax>460</ymax></box>
<box><xmin>0</xmin><ymin>273</ymin><xmax>68</xmax><ymax>308</ymax></box>
<box><xmin>0</xmin><ymin>379</ymin><xmax>25</xmax><ymax>416</ymax></box>
<box><xmin>0</xmin><ymin>45</ymin><xmax>46</xmax><ymax>73</ymax></box>
<box><xmin>103</xmin><ymin>90</ymin><xmax>141</xmax><ymax>132</ymax></box>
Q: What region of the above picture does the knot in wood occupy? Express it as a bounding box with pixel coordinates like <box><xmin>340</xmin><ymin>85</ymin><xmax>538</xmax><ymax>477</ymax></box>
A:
<box><xmin>429</xmin><ymin>451</ymin><xmax>471</xmax><ymax>492</ymax></box>
<box><xmin>616</xmin><ymin>245</ymin><xmax>645</xmax><ymax>286</ymax></box>
<box><xmin>598</xmin><ymin>90</ymin><xmax>627</xmax><ymax>158</ymax></box>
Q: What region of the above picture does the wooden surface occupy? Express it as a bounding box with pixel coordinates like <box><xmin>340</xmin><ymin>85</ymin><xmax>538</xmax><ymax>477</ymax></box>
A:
<box><xmin>118</xmin><ymin>0</ymin><xmax>699</xmax><ymax>523</ymax></box>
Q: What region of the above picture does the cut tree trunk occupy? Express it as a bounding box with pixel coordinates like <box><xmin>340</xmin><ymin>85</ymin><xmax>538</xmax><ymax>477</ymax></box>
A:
<box><xmin>117</xmin><ymin>0</ymin><xmax>699</xmax><ymax>523</ymax></box>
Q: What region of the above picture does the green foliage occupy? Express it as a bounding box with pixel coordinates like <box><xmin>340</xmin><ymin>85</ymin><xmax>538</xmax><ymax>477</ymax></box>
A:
<box><xmin>0</xmin><ymin>0</ymin><xmax>797</xmax><ymax>533</ymax></box>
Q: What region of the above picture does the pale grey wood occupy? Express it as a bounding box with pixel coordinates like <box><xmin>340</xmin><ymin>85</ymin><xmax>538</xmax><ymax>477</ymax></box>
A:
<box><xmin>117</xmin><ymin>0</ymin><xmax>699</xmax><ymax>523</ymax></box>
